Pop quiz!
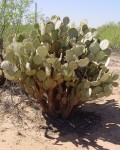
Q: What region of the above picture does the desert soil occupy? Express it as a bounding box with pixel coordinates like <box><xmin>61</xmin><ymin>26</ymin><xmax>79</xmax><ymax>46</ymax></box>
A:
<box><xmin>0</xmin><ymin>52</ymin><xmax>120</xmax><ymax>150</ymax></box>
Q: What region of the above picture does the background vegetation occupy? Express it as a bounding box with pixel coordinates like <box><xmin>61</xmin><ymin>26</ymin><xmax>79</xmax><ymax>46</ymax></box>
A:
<box><xmin>0</xmin><ymin>0</ymin><xmax>44</xmax><ymax>41</ymax></box>
<box><xmin>0</xmin><ymin>0</ymin><xmax>120</xmax><ymax>50</ymax></box>
<box><xmin>98</xmin><ymin>22</ymin><xmax>120</xmax><ymax>50</ymax></box>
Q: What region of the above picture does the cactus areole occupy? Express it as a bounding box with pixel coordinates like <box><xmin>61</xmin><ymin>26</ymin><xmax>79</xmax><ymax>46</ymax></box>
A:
<box><xmin>1</xmin><ymin>16</ymin><xmax>119</xmax><ymax>118</ymax></box>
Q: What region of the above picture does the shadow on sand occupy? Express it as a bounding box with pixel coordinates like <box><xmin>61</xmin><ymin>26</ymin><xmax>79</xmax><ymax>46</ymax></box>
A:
<box><xmin>40</xmin><ymin>99</ymin><xmax>120</xmax><ymax>150</ymax></box>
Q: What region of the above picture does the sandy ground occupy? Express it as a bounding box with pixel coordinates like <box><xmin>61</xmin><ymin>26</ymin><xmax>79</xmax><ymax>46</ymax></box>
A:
<box><xmin>0</xmin><ymin>52</ymin><xmax>120</xmax><ymax>150</ymax></box>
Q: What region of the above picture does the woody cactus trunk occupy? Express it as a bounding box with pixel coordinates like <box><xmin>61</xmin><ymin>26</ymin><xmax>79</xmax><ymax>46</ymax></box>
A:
<box><xmin>1</xmin><ymin>16</ymin><xmax>119</xmax><ymax>118</ymax></box>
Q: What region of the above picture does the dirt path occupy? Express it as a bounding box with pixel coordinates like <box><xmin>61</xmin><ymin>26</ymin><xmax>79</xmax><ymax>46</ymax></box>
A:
<box><xmin>0</xmin><ymin>53</ymin><xmax>120</xmax><ymax>150</ymax></box>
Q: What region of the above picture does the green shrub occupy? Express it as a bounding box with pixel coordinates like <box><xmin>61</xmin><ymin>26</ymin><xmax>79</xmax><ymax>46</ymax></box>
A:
<box><xmin>98</xmin><ymin>22</ymin><xmax>120</xmax><ymax>50</ymax></box>
<box><xmin>1</xmin><ymin>16</ymin><xmax>119</xmax><ymax>118</ymax></box>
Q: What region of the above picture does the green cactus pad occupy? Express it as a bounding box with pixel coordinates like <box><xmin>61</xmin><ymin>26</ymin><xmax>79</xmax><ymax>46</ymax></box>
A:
<box><xmin>100</xmin><ymin>39</ymin><xmax>109</xmax><ymax>50</ymax></box>
<box><xmin>33</xmin><ymin>39</ymin><xmax>40</xmax><ymax>49</ymax></box>
<box><xmin>81</xmin><ymin>23</ymin><xmax>88</xmax><ymax>32</ymax></box>
<box><xmin>3</xmin><ymin>70</ymin><xmax>16</xmax><ymax>81</ymax></box>
<box><xmin>36</xmin><ymin>70</ymin><xmax>46</xmax><ymax>81</ymax></box>
<box><xmin>63</xmin><ymin>16</ymin><xmax>70</xmax><ymax>25</ymax></box>
<box><xmin>66</xmin><ymin>70</ymin><xmax>73</xmax><ymax>78</ymax></box>
<box><xmin>72</xmin><ymin>45</ymin><xmax>84</xmax><ymax>57</ymax></box>
<box><xmin>92</xmin><ymin>86</ymin><xmax>103</xmax><ymax>95</ymax></box>
<box><xmin>65</xmin><ymin>49</ymin><xmax>75</xmax><ymax>62</ymax></box>
<box><xmin>59</xmin><ymin>37</ymin><xmax>69</xmax><ymax>47</ymax></box>
<box><xmin>43</xmin><ymin>61</ymin><xmax>52</xmax><ymax>68</ymax></box>
<box><xmin>41</xmin><ymin>33</ymin><xmax>52</xmax><ymax>44</ymax></box>
<box><xmin>53</xmin><ymin>59</ymin><xmax>61</xmax><ymax>69</ymax></box>
<box><xmin>51</xmin><ymin>30</ymin><xmax>59</xmax><ymax>41</ymax></box>
<box><xmin>105</xmin><ymin>76</ymin><xmax>113</xmax><ymax>83</ymax></box>
<box><xmin>7</xmin><ymin>67</ymin><xmax>15</xmax><ymax>76</ymax></box>
<box><xmin>60</xmin><ymin>24</ymin><xmax>68</xmax><ymax>31</ymax></box>
<box><xmin>87</xmin><ymin>53</ymin><xmax>96</xmax><ymax>62</ymax></box>
<box><xmin>112</xmin><ymin>74</ymin><xmax>119</xmax><ymax>80</ymax></box>
<box><xmin>69</xmin><ymin>61</ymin><xmax>78</xmax><ymax>70</ymax></box>
<box><xmin>24</xmin><ymin>42</ymin><xmax>34</xmax><ymax>53</ymax></box>
<box><xmin>60</xmin><ymin>31</ymin><xmax>67</xmax><ymax>37</ymax></box>
<box><xmin>33</xmin><ymin>55</ymin><xmax>42</xmax><ymax>65</ymax></box>
<box><xmin>89</xmin><ymin>42</ymin><xmax>100</xmax><ymax>54</ymax></box>
<box><xmin>91</xmin><ymin>81</ymin><xmax>100</xmax><ymax>86</ymax></box>
<box><xmin>60</xmin><ymin>64</ymin><xmax>69</xmax><ymax>76</ymax></box>
<box><xmin>104</xmin><ymin>84</ymin><xmax>112</xmax><ymax>96</ymax></box>
<box><xmin>103</xmin><ymin>48</ymin><xmax>111</xmax><ymax>56</ymax></box>
<box><xmin>47</xmin><ymin>58</ymin><xmax>56</xmax><ymax>63</ymax></box>
<box><xmin>78</xmin><ymin>57</ymin><xmax>89</xmax><ymax>67</ymax></box>
<box><xmin>96</xmin><ymin>51</ymin><xmax>105</xmax><ymax>60</ymax></box>
<box><xmin>61</xmin><ymin>68</ymin><xmax>69</xmax><ymax>76</ymax></box>
<box><xmin>36</xmin><ymin>46</ymin><xmax>48</xmax><ymax>58</ymax></box>
<box><xmin>30</xmin><ymin>30</ymin><xmax>37</xmax><ymax>39</ymax></box>
<box><xmin>83</xmin><ymin>80</ymin><xmax>91</xmax><ymax>89</ymax></box>
<box><xmin>55</xmin><ymin>73</ymin><xmax>63</xmax><ymax>80</ymax></box>
<box><xmin>68</xmin><ymin>28</ymin><xmax>78</xmax><ymax>38</ymax></box>
<box><xmin>91</xmin><ymin>28</ymin><xmax>96</xmax><ymax>33</ymax></box>
<box><xmin>45</xmin><ymin>22</ymin><xmax>55</xmax><ymax>33</ymax></box>
<box><xmin>100</xmin><ymin>73</ymin><xmax>110</xmax><ymax>82</ymax></box>
<box><xmin>25</xmin><ymin>69</ymin><xmax>36</xmax><ymax>75</ymax></box>
<box><xmin>112</xmin><ymin>82</ymin><xmax>119</xmax><ymax>87</ymax></box>
<box><xmin>77</xmin><ymin>35</ymin><xmax>83</xmax><ymax>42</ymax></box>
<box><xmin>97</xmin><ymin>92</ymin><xmax>105</xmax><ymax>98</ymax></box>
<box><xmin>92</xmin><ymin>73</ymin><xmax>99</xmax><ymax>81</ymax></box>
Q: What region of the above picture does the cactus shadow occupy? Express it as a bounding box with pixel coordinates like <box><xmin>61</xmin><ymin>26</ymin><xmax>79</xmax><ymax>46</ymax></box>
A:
<box><xmin>41</xmin><ymin>99</ymin><xmax>120</xmax><ymax>150</ymax></box>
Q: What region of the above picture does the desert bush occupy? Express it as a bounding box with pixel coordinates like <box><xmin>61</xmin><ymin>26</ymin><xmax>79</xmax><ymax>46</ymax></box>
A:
<box><xmin>98</xmin><ymin>22</ymin><xmax>120</xmax><ymax>50</ymax></box>
<box><xmin>1</xmin><ymin>16</ymin><xmax>119</xmax><ymax>118</ymax></box>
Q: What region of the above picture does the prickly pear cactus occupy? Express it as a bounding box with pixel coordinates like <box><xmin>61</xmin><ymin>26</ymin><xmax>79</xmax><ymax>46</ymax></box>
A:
<box><xmin>1</xmin><ymin>16</ymin><xmax>119</xmax><ymax>118</ymax></box>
